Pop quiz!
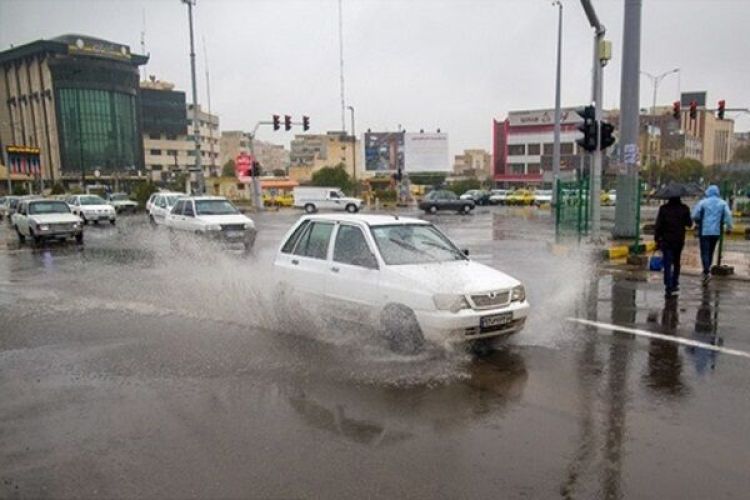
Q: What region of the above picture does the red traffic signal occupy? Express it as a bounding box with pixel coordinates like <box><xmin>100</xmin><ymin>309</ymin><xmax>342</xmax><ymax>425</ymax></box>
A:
<box><xmin>689</xmin><ymin>101</ymin><xmax>697</xmax><ymax>120</ymax></box>
<box><xmin>272</xmin><ymin>114</ymin><xmax>280</xmax><ymax>131</ymax></box>
<box><xmin>576</xmin><ymin>106</ymin><xmax>597</xmax><ymax>152</ymax></box>
<box><xmin>284</xmin><ymin>115</ymin><xmax>292</xmax><ymax>131</ymax></box>
<box><xmin>672</xmin><ymin>101</ymin><xmax>681</xmax><ymax>120</ymax></box>
<box><xmin>717</xmin><ymin>99</ymin><xmax>726</xmax><ymax>120</ymax></box>
<box><xmin>302</xmin><ymin>116</ymin><xmax>310</xmax><ymax>131</ymax></box>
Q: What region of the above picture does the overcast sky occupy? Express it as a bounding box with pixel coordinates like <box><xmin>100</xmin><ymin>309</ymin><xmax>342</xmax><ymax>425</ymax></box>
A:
<box><xmin>1</xmin><ymin>0</ymin><xmax>749</xmax><ymax>158</ymax></box>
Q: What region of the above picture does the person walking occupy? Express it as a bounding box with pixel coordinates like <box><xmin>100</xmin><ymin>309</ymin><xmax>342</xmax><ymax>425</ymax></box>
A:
<box><xmin>692</xmin><ymin>185</ymin><xmax>733</xmax><ymax>283</ymax></box>
<box><xmin>654</xmin><ymin>196</ymin><xmax>692</xmax><ymax>295</ymax></box>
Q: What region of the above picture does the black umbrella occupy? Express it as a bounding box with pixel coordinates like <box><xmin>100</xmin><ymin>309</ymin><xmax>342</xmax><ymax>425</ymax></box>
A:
<box><xmin>654</xmin><ymin>182</ymin><xmax>693</xmax><ymax>199</ymax></box>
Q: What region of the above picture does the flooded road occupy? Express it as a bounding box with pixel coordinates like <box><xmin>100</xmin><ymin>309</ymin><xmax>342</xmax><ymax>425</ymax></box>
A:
<box><xmin>1</xmin><ymin>208</ymin><xmax>749</xmax><ymax>499</ymax></box>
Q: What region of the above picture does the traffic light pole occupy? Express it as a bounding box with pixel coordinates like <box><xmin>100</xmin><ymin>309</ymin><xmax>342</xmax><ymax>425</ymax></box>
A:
<box><xmin>248</xmin><ymin>120</ymin><xmax>272</xmax><ymax>212</ymax></box>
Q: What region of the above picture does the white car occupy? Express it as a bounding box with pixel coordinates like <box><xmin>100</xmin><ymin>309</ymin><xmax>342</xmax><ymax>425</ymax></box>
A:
<box><xmin>12</xmin><ymin>198</ymin><xmax>83</xmax><ymax>244</ymax></box>
<box><xmin>107</xmin><ymin>193</ymin><xmax>138</xmax><ymax>214</ymax></box>
<box><xmin>489</xmin><ymin>189</ymin><xmax>510</xmax><ymax>205</ymax></box>
<box><xmin>273</xmin><ymin>214</ymin><xmax>529</xmax><ymax>353</ymax></box>
<box><xmin>533</xmin><ymin>189</ymin><xmax>553</xmax><ymax>206</ymax></box>
<box><xmin>164</xmin><ymin>196</ymin><xmax>257</xmax><ymax>251</ymax></box>
<box><xmin>148</xmin><ymin>192</ymin><xmax>184</xmax><ymax>225</ymax></box>
<box><xmin>293</xmin><ymin>186</ymin><xmax>363</xmax><ymax>214</ymax></box>
<box><xmin>66</xmin><ymin>194</ymin><xmax>116</xmax><ymax>225</ymax></box>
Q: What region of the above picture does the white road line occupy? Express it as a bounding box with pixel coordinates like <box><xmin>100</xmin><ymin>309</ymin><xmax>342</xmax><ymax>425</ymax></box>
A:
<box><xmin>567</xmin><ymin>317</ymin><xmax>750</xmax><ymax>360</ymax></box>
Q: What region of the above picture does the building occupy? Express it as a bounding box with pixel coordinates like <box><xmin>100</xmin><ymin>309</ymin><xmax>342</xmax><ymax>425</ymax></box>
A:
<box><xmin>680</xmin><ymin>92</ymin><xmax>734</xmax><ymax>166</ymax></box>
<box><xmin>493</xmin><ymin>108</ymin><xmax>594</xmax><ymax>186</ymax></box>
<box><xmin>0</xmin><ymin>34</ymin><xmax>147</xmax><ymax>189</ymax></box>
<box><xmin>453</xmin><ymin>149</ymin><xmax>492</xmax><ymax>178</ymax></box>
<box><xmin>289</xmin><ymin>131</ymin><xmax>361</xmax><ymax>183</ymax></box>
<box><xmin>219</xmin><ymin>131</ymin><xmax>289</xmax><ymax>175</ymax></box>
<box><xmin>140</xmin><ymin>78</ymin><xmax>220</xmax><ymax>182</ymax></box>
<box><xmin>636</xmin><ymin>110</ymin><xmax>702</xmax><ymax>165</ymax></box>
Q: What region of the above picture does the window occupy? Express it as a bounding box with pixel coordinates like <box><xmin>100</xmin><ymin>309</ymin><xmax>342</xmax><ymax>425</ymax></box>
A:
<box><xmin>510</xmin><ymin>163</ymin><xmax>525</xmax><ymax>174</ymax></box>
<box><xmin>173</xmin><ymin>200</ymin><xmax>185</xmax><ymax>214</ymax></box>
<box><xmin>166</xmin><ymin>134</ymin><xmax>177</xmax><ymax>141</ymax></box>
<box><xmin>149</xmin><ymin>133</ymin><xmax>161</xmax><ymax>140</ymax></box>
<box><xmin>150</xmin><ymin>149</ymin><xmax>162</xmax><ymax>155</ymax></box>
<box><xmin>183</xmin><ymin>201</ymin><xmax>195</xmax><ymax>217</ymax></box>
<box><xmin>508</xmin><ymin>144</ymin><xmax>525</xmax><ymax>156</ymax></box>
<box><xmin>151</xmin><ymin>165</ymin><xmax>163</xmax><ymax>171</ymax></box>
<box><xmin>527</xmin><ymin>143</ymin><xmax>541</xmax><ymax>155</ymax></box>
<box><xmin>527</xmin><ymin>163</ymin><xmax>541</xmax><ymax>174</ymax></box>
<box><xmin>560</xmin><ymin>143</ymin><xmax>574</xmax><ymax>155</ymax></box>
<box><xmin>334</xmin><ymin>225</ymin><xmax>376</xmax><ymax>268</ymax></box>
<box><xmin>282</xmin><ymin>220</ymin><xmax>310</xmax><ymax>253</ymax></box>
<box><xmin>167</xmin><ymin>149</ymin><xmax>177</xmax><ymax>156</ymax></box>
<box><xmin>543</xmin><ymin>143</ymin><xmax>554</xmax><ymax>155</ymax></box>
<box><xmin>294</xmin><ymin>222</ymin><xmax>334</xmax><ymax>259</ymax></box>
<box><xmin>371</xmin><ymin>224</ymin><xmax>465</xmax><ymax>265</ymax></box>
<box><xmin>29</xmin><ymin>201</ymin><xmax>70</xmax><ymax>215</ymax></box>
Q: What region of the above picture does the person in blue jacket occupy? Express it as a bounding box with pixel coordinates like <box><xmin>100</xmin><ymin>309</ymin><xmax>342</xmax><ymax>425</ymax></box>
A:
<box><xmin>692</xmin><ymin>185</ymin><xmax>733</xmax><ymax>282</ymax></box>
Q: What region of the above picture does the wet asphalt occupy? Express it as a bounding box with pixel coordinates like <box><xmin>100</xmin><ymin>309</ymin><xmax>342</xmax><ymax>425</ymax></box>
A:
<box><xmin>1</xmin><ymin>206</ymin><xmax>749</xmax><ymax>499</ymax></box>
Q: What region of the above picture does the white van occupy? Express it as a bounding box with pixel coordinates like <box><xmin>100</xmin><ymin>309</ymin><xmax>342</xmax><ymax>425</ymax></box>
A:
<box><xmin>293</xmin><ymin>186</ymin><xmax>363</xmax><ymax>214</ymax></box>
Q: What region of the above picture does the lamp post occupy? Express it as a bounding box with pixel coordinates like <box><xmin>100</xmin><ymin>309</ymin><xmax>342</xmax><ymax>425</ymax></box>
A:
<box><xmin>641</xmin><ymin>68</ymin><xmax>680</xmax><ymax>115</ymax></box>
<box><xmin>181</xmin><ymin>0</ymin><xmax>203</xmax><ymax>194</ymax></box>
<box><xmin>551</xmin><ymin>0</ymin><xmax>563</xmax><ymax>207</ymax></box>
<box><xmin>347</xmin><ymin>105</ymin><xmax>356</xmax><ymax>193</ymax></box>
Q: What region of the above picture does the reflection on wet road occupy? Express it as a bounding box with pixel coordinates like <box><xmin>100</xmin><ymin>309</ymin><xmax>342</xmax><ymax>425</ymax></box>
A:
<box><xmin>1</xmin><ymin>208</ymin><xmax>749</xmax><ymax>498</ymax></box>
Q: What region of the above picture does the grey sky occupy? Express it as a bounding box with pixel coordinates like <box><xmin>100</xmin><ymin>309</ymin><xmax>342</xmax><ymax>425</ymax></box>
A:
<box><xmin>1</xmin><ymin>0</ymin><xmax>748</xmax><ymax>159</ymax></box>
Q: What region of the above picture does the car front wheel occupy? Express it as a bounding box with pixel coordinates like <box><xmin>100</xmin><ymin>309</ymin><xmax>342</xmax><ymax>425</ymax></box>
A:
<box><xmin>462</xmin><ymin>204</ymin><xmax>472</xmax><ymax>214</ymax></box>
<box><xmin>381</xmin><ymin>304</ymin><xmax>425</xmax><ymax>355</ymax></box>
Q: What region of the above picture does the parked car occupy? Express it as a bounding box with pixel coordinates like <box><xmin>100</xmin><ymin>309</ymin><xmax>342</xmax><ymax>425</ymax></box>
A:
<box><xmin>264</xmin><ymin>191</ymin><xmax>294</xmax><ymax>207</ymax></box>
<box><xmin>164</xmin><ymin>196</ymin><xmax>256</xmax><ymax>252</ymax></box>
<box><xmin>273</xmin><ymin>214</ymin><xmax>529</xmax><ymax>353</ymax></box>
<box><xmin>489</xmin><ymin>189</ymin><xmax>510</xmax><ymax>205</ymax></box>
<box><xmin>12</xmin><ymin>198</ymin><xmax>83</xmax><ymax>245</ymax></box>
<box><xmin>0</xmin><ymin>195</ymin><xmax>19</xmax><ymax>221</ymax></box>
<box><xmin>459</xmin><ymin>189</ymin><xmax>491</xmax><ymax>206</ymax></box>
<box><xmin>107</xmin><ymin>192</ymin><xmax>138</xmax><ymax>213</ymax></box>
<box><xmin>293</xmin><ymin>186</ymin><xmax>363</xmax><ymax>214</ymax></box>
<box><xmin>533</xmin><ymin>189</ymin><xmax>553</xmax><ymax>206</ymax></box>
<box><xmin>418</xmin><ymin>190</ymin><xmax>475</xmax><ymax>214</ymax></box>
<box><xmin>605</xmin><ymin>189</ymin><xmax>617</xmax><ymax>205</ymax></box>
<box><xmin>66</xmin><ymin>194</ymin><xmax>116</xmax><ymax>225</ymax></box>
<box><xmin>148</xmin><ymin>192</ymin><xmax>184</xmax><ymax>225</ymax></box>
<box><xmin>506</xmin><ymin>189</ymin><xmax>535</xmax><ymax>206</ymax></box>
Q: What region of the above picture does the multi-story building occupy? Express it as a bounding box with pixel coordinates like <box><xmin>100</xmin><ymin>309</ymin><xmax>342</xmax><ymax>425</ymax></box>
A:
<box><xmin>680</xmin><ymin>92</ymin><xmax>734</xmax><ymax>166</ymax></box>
<box><xmin>453</xmin><ymin>149</ymin><xmax>492</xmax><ymax>179</ymax></box>
<box><xmin>219</xmin><ymin>131</ymin><xmax>289</xmax><ymax>175</ymax></box>
<box><xmin>492</xmin><ymin>107</ymin><xmax>594</xmax><ymax>186</ymax></box>
<box><xmin>0</xmin><ymin>34</ymin><xmax>147</xmax><ymax>190</ymax></box>
<box><xmin>289</xmin><ymin>131</ymin><xmax>361</xmax><ymax>183</ymax></box>
<box><xmin>141</xmin><ymin>78</ymin><xmax>219</xmax><ymax>182</ymax></box>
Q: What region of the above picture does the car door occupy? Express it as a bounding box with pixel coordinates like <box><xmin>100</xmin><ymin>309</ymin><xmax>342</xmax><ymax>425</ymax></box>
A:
<box><xmin>325</xmin><ymin>223</ymin><xmax>382</xmax><ymax>327</ymax></box>
<box><xmin>181</xmin><ymin>200</ymin><xmax>197</xmax><ymax>231</ymax></box>
<box><xmin>285</xmin><ymin>220</ymin><xmax>335</xmax><ymax>314</ymax></box>
<box><xmin>167</xmin><ymin>200</ymin><xmax>185</xmax><ymax>229</ymax></box>
<box><xmin>326</xmin><ymin>190</ymin><xmax>343</xmax><ymax>211</ymax></box>
<box><xmin>16</xmin><ymin>202</ymin><xmax>29</xmax><ymax>234</ymax></box>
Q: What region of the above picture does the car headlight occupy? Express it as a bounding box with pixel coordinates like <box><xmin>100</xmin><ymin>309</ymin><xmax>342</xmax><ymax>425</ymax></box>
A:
<box><xmin>206</xmin><ymin>224</ymin><xmax>222</xmax><ymax>231</ymax></box>
<box><xmin>36</xmin><ymin>223</ymin><xmax>49</xmax><ymax>231</ymax></box>
<box><xmin>512</xmin><ymin>285</ymin><xmax>526</xmax><ymax>302</ymax></box>
<box><xmin>433</xmin><ymin>293</ymin><xmax>470</xmax><ymax>313</ymax></box>
<box><xmin>244</xmin><ymin>223</ymin><xmax>254</xmax><ymax>230</ymax></box>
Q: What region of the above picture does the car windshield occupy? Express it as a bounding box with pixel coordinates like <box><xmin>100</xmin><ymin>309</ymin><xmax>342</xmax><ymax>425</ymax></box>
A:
<box><xmin>80</xmin><ymin>195</ymin><xmax>106</xmax><ymax>205</ymax></box>
<box><xmin>111</xmin><ymin>194</ymin><xmax>128</xmax><ymax>201</ymax></box>
<box><xmin>195</xmin><ymin>199</ymin><xmax>238</xmax><ymax>215</ymax></box>
<box><xmin>371</xmin><ymin>224</ymin><xmax>466</xmax><ymax>265</ymax></box>
<box><xmin>29</xmin><ymin>201</ymin><xmax>71</xmax><ymax>215</ymax></box>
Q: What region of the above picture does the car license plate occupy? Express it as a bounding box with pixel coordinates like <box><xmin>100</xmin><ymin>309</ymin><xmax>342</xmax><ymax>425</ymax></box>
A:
<box><xmin>99</xmin><ymin>215</ymin><xmax>109</xmax><ymax>220</ymax></box>
<box><xmin>480</xmin><ymin>312</ymin><xmax>512</xmax><ymax>329</ymax></box>
<box><xmin>225</xmin><ymin>230</ymin><xmax>243</xmax><ymax>239</ymax></box>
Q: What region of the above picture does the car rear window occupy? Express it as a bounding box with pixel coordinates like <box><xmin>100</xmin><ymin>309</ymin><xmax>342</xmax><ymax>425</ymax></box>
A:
<box><xmin>293</xmin><ymin>222</ymin><xmax>334</xmax><ymax>260</ymax></box>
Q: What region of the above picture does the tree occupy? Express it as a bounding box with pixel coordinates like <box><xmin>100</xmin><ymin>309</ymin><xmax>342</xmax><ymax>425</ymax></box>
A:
<box><xmin>222</xmin><ymin>159</ymin><xmax>236</xmax><ymax>178</ymax></box>
<box><xmin>409</xmin><ymin>172</ymin><xmax>447</xmax><ymax>187</ymax></box>
<box><xmin>447</xmin><ymin>178</ymin><xmax>481</xmax><ymax>195</ymax></box>
<box><xmin>132</xmin><ymin>181</ymin><xmax>159</xmax><ymax>208</ymax></box>
<box><xmin>660</xmin><ymin>158</ymin><xmax>704</xmax><ymax>184</ymax></box>
<box><xmin>50</xmin><ymin>183</ymin><xmax>66</xmax><ymax>195</ymax></box>
<box><xmin>732</xmin><ymin>144</ymin><xmax>750</xmax><ymax>163</ymax></box>
<box><xmin>311</xmin><ymin>164</ymin><xmax>353</xmax><ymax>193</ymax></box>
<box><xmin>273</xmin><ymin>168</ymin><xmax>286</xmax><ymax>177</ymax></box>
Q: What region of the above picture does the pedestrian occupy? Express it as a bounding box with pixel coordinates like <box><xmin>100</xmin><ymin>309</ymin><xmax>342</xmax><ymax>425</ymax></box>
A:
<box><xmin>692</xmin><ymin>185</ymin><xmax>733</xmax><ymax>284</ymax></box>
<box><xmin>654</xmin><ymin>196</ymin><xmax>692</xmax><ymax>296</ymax></box>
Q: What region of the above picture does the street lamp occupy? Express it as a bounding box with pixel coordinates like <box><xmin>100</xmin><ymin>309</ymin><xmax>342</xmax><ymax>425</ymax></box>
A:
<box><xmin>551</xmin><ymin>0</ymin><xmax>563</xmax><ymax>208</ymax></box>
<box><xmin>181</xmin><ymin>0</ymin><xmax>203</xmax><ymax>194</ymax></box>
<box><xmin>347</xmin><ymin>105</ymin><xmax>356</xmax><ymax>192</ymax></box>
<box><xmin>641</xmin><ymin>68</ymin><xmax>680</xmax><ymax>115</ymax></box>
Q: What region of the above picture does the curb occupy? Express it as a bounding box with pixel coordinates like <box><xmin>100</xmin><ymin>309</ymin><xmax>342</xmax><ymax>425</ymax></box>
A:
<box><xmin>602</xmin><ymin>240</ymin><xmax>657</xmax><ymax>261</ymax></box>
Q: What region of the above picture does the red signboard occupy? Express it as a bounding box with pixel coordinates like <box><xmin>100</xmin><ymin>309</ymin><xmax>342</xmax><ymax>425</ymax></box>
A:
<box><xmin>235</xmin><ymin>152</ymin><xmax>254</xmax><ymax>177</ymax></box>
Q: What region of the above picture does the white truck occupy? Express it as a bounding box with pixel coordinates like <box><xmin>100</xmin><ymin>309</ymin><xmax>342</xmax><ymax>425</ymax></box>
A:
<box><xmin>293</xmin><ymin>187</ymin><xmax>363</xmax><ymax>214</ymax></box>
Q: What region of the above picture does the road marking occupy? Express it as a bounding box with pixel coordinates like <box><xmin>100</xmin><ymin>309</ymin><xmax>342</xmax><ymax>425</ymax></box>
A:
<box><xmin>567</xmin><ymin>317</ymin><xmax>750</xmax><ymax>360</ymax></box>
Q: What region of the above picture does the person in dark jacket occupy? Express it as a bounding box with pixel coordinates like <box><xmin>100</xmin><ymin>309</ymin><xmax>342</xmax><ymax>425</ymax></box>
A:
<box><xmin>654</xmin><ymin>196</ymin><xmax>693</xmax><ymax>295</ymax></box>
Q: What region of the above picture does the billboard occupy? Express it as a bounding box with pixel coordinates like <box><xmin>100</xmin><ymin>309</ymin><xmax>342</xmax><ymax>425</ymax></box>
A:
<box><xmin>140</xmin><ymin>88</ymin><xmax>188</xmax><ymax>136</ymax></box>
<box><xmin>365</xmin><ymin>132</ymin><xmax>404</xmax><ymax>171</ymax></box>
<box><xmin>404</xmin><ymin>132</ymin><xmax>449</xmax><ymax>172</ymax></box>
<box><xmin>508</xmin><ymin>108</ymin><xmax>582</xmax><ymax>127</ymax></box>
<box><xmin>681</xmin><ymin>91</ymin><xmax>707</xmax><ymax>107</ymax></box>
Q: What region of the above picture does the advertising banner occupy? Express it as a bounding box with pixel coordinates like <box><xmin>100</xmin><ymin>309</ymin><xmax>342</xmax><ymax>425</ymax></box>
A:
<box><xmin>364</xmin><ymin>132</ymin><xmax>404</xmax><ymax>171</ymax></box>
<box><xmin>403</xmin><ymin>133</ymin><xmax>449</xmax><ymax>172</ymax></box>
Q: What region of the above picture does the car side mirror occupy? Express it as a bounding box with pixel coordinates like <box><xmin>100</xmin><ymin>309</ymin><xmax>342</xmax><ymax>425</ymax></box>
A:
<box><xmin>462</xmin><ymin>248</ymin><xmax>470</xmax><ymax>257</ymax></box>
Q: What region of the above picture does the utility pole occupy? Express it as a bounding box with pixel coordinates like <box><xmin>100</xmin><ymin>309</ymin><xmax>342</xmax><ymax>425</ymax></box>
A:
<box><xmin>338</xmin><ymin>0</ymin><xmax>346</xmax><ymax>132</ymax></box>
<box><xmin>613</xmin><ymin>0</ymin><xmax>642</xmax><ymax>239</ymax></box>
<box><xmin>182</xmin><ymin>0</ymin><xmax>203</xmax><ymax>194</ymax></box>
<box><xmin>347</xmin><ymin>105</ymin><xmax>356</xmax><ymax>192</ymax></box>
<box><xmin>203</xmin><ymin>36</ymin><xmax>216</xmax><ymax>177</ymax></box>
<box><xmin>580</xmin><ymin>0</ymin><xmax>606</xmax><ymax>241</ymax></box>
<box><xmin>552</xmin><ymin>0</ymin><xmax>563</xmax><ymax>207</ymax></box>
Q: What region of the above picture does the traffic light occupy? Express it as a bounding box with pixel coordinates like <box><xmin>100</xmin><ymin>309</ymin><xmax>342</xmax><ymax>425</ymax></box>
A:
<box><xmin>284</xmin><ymin>115</ymin><xmax>292</xmax><ymax>131</ymax></box>
<box><xmin>302</xmin><ymin>116</ymin><xmax>310</xmax><ymax>131</ymax></box>
<box><xmin>272</xmin><ymin>114</ymin><xmax>280</xmax><ymax>131</ymax></box>
<box><xmin>576</xmin><ymin>105</ymin><xmax>597</xmax><ymax>153</ymax></box>
<box><xmin>717</xmin><ymin>99</ymin><xmax>726</xmax><ymax>120</ymax></box>
<box><xmin>599</xmin><ymin>121</ymin><xmax>615</xmax><ymax>150</ymax></box>
<box><xmin>252</xmin><ymin>161</ymin><xmax>261</xmax><ymax>177</ymax></box>
<box><xmin>672</xmin><ymin>101</ymin><xmax>681</xmax><ymax>120</ymax></box>
<box><xmin>689</xmin><ymin>100</ymin><xmax>697</xmax><ymax>120</ymax></box>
